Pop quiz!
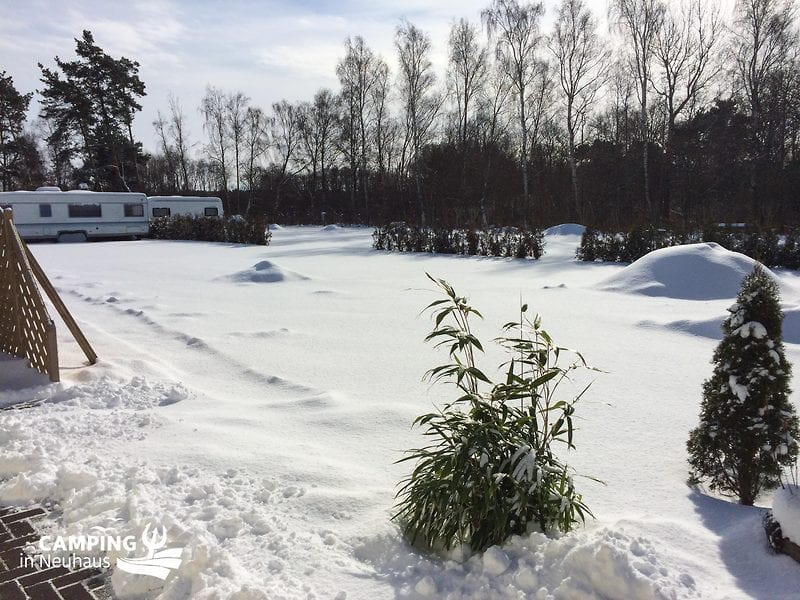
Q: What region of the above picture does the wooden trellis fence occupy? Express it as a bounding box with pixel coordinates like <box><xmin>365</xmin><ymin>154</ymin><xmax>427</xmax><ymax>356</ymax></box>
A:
<box><xmin>0</xmin><ymin>208</ymin><xmax>96</xmax><ymax>382</ymax></box>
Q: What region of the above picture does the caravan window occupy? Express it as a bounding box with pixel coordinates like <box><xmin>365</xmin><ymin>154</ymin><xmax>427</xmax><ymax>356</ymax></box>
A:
<box><xmin>39</xmin><ymin>204</ymin><xmax>52</xmax><ymax>217</ymax></box>
<box><xmin>204</xmin><ymin>207</ymin><xmax>219</xmax><ymax>217</ymax></box>
<box><xmin>68</xmin><ymin>204</ymin><xmax>102</xmax><ymax>218</ymax></box>
<box><xmin>124</xmin><ymin>203</ymin><xmax>144</xmax><ymax>217</ymax></box>
<box><xmin>152</xmin><ymin>207</ymin><xmax>171</xmax><ymax>217</ymax></box>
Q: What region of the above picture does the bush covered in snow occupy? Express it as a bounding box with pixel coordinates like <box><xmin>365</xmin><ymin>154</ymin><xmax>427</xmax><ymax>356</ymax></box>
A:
<box><xmin>373</xmin><ymin>224</ymin><xmax>545</xmax><ymax>259</ymax></box>
<box><xmin>149</xmin><ymin>214</ymin><xmax>271</xmax><ymax>245</ymax></box>
<box><xmin>765</xmin><ymin>482</ymin><xmax>800</xmax><ymax>561</ymax></box>
<box><xmin>576</xmin><ymin>227</ymin><xmax>699</xmax><ymax>263</ymax></box>
<box><xmin>687</xmin><ymin>265</ymin><xmax>799</xmax><ymax>505</ymax></box>
<box><xmin>394</xmin><ymin>275</ymin><xmax>594</xmax><ymax>552</ymax></box>
<box><xmin>577</xmin><ymin>226</ymin><xmax>800</xmax><ymax>268</ymax></box>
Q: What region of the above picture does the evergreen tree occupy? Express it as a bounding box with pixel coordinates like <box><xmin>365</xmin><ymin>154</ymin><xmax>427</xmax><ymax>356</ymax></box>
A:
<box><xmin>688</xmin><ymin>265</ymin><xmax>799</xmax><ymax>505</ymax></box>
<box><xmin>0</xmin><ymin>71</ymin><xmax>33</xmax><ymax>191</ymax></box>
<box><xmin>38</xmin><ymin>30</ymin><xmax>146</xmax><ymax>191</ymax></box>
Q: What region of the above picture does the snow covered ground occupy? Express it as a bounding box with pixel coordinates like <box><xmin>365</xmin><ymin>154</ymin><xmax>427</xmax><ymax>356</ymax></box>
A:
<box><xmin>1</xmin><ymin>226</ymin><xmax>799</xmax><ymax>599</ymax></box>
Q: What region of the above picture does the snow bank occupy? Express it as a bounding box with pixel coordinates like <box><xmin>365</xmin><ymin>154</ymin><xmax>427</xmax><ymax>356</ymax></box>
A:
<box><xmin>544</xmin><ymin>223</ymin><xmax>586</xmax><ymax>237</ymax></box>
<box><xmin>773</xmin><ymin>485</ymin><xmax>800</xmax><ymax>543</ymax></box>
<box><xmin>356</xmin><ymin>528</ymin><xmax>697</xmax><ymax>600</ymax></box>
<box><xmin>597</xmin><ymin>242</ymin><xmax>772</xmax><ymax>300</ymax></box>
<box><xmin>223</xmin><ymin>260</ymin><xmax>309</xmax><ymax>283</ymax></box>
<box><xmin>782</xmin><ymin>307</ymin><xmax>800</xmax><ymax>344</ymax></box>
<box><xmin>0</xmin><ymin>355</ymin><xmax>49</xmax><ymax>398</ymax></box>
<box><xmin>321</xmin><ymin>224</ymin><xmax>342</xmax><ymax>232</ymax></box>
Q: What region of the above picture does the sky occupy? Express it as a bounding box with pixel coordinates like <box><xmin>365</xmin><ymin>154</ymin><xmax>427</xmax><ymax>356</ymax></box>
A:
<box><xmin>1</xmin><ymin>0</ymin><xmax>736</xmax><ymax>155</ymax></box>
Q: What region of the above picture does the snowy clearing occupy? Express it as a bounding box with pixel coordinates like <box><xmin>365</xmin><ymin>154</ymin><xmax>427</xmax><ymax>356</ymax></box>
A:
<box><xmin>1</xmin><ymin>226</ymin><xmax>799</xmax><ymax>599</ymax></box>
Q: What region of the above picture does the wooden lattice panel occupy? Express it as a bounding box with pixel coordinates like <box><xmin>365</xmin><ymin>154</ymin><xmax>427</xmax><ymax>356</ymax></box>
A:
<box><xmin>0</xmin><ymin>209</ymin><xmax>59</xmax><ymax>381</ymax></box>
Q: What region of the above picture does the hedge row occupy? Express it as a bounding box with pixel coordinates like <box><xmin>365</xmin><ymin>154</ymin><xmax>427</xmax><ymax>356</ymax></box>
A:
<box><xmin>373</xmin><ymin>223</ymin><xmax>545</xmax><ymax>259</ymax></box>
<box><xmin>149</xmin><ymin>215</ymin><xmax>271</xmax><ymax>245</ymax></box>
<box><xmin>577</xmin><ymin>226</ymin><xmax>800</xmax><ymax>269</ymax></box>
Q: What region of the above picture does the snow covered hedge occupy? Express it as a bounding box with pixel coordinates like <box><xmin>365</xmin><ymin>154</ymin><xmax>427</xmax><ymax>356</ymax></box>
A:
<box><xmin>149</xmin><ymin>214</ymin><xmax>271</xmax><ymax>245</ymax></box>
<box><xmin>577</xmin><ymin>226</ymin><xmax>800</xmax><ymax>268</ymax></box>
<box><xmin>373</xmin><ymin>223</ymin><xmax>545</xmax><ymax>259</ymax></box>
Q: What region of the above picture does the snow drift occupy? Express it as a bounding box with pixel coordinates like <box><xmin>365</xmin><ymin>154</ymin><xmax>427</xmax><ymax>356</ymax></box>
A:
<box><xmin>223</xmin><ymin>260</ymin><xmax>309</xmax><ymax>284</ymax></box>
<box><xmin>544</xmin><ymin>223</ymin><xmax>586</xmax><ymax>237</ymax></box>
<box><xmin>597</xmin><ymin>242</ymin><xmax>773</xmax><ymax>300</ymax></box>
<box><xmin>0</xmin><ymin>355</ymin><xmax>49</xmax><ymax>397</ymax></box>
<box><xmin>650</xmin><ymin>304</ymin><xmax>800</xmax><ymax>345</ymax></box>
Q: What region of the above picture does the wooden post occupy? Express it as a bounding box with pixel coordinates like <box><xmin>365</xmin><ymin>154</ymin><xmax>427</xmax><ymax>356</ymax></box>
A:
<box><xmin>23</xmin><ymin>245</ymin><xmax>98</xmax><ymax>365</ymax></box>
<box><xmin>1</xmin><ymin>208</ymin><xmax>60</xmax><ymax>381</ymax></box>
<box><xmin>1</xmin><ymin>208</ymin><xmax>98</xmax><ymax>381</ymax></box>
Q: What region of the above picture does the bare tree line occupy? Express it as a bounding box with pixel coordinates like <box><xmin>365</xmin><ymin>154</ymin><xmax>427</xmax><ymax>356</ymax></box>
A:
<box><xmin>7</xmin><ymin>0</ymin><xmax>800</xmax><ymax>230</ymax></box>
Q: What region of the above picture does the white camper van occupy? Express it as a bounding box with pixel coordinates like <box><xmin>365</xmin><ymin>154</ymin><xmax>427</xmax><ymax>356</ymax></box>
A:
<box><xmin>0</xmin><ymin>187</ymin><xmax>149</xmax><ymax>242</ymax></box>
<box><xmin>146</xmin><ymin>196</ymin><xmax>224</xmax><ymax>219</ymax></box>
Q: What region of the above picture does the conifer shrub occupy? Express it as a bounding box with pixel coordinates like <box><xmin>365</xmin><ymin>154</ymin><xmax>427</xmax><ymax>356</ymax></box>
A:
<box><xmin>687</xmin><ymin>265</ymin><xmax>799</xmax><ymax>505</ymax></box>
<box><xmin>394</xmin><ymin>274</ymin><xmax>596</xmax><ymax>552</ymax></box>
<box><xmin>577</xmin><ymin>225</ymin><xmax>800</xmax><ymax>269</ymax></box>
<box><xmin>372</xmin><ymin>225</ymin><xmax>545</xmax><ymax>259</ymax></box>
<box><xmin>575</xmin><ymin>228</ymin><xmax>599</xmax><ymax>261</ymax></box>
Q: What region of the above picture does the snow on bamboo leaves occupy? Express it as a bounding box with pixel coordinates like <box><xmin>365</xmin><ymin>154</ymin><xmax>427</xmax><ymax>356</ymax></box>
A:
<box><xmin>393</xmin><ymin>273</ymin><xmax>599</xmax><ymax>552</ymax></box>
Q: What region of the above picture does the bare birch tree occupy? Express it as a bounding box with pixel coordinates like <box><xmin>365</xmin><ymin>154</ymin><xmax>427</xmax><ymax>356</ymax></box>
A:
<box><xmin>396</xmin><ymin>19</ymin><xmax>441</xmax><ymax>227</ymax></box>
<box><xmin>549</xmin><ymin>0</ymin><xmax>608</xmax><ymax>220</ymax></box>
<box><xmin>225</xmin><ymin>91</ymin><xmax>250</xmax><ymax>213</ymax></box>
<box><xmin>482</xmin><ymin>0</ymin><xmax>545</xmax><ymax>216</ymax></box>
<box><xmin>611</xmin><ymin>0</ymin><xmax>665</xmax><ymax>217</ymax></box>
<box><xmin>201</xmin><ymin>86</ymin><xmax>230</xmax><ymax>191</ymax></box>
<box><xmin>242</xmin><ymin>105</ymin><xmax>269</xmax><ymax>214</ymax></box>
<box><xmin>168</xmin><ymin>94</ymin><xmax>191</xmax><ymax>192</ymax></box>
<box><xmin>448</xmin><ymin>18</ymin><xmax>488</xmax><ymax>148</ymax></box>
<box><xmin>336</xmin><ymin>37</ymin><xmax>384</xmax><ymax>218</ymax></box>
<box><xmin>653</xmin><ymin>0</ymin><xmax>722</xmax><ymax>141</ymax></box>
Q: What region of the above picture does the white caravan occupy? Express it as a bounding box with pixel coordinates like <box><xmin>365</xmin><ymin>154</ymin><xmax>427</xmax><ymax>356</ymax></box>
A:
<box><xmin>0</xmin><ymin>187</ymin><xmax>149</xmax><ymax>242</ymax></box>
<box><xmin>146</xmin><ymin>196</ymin><xmax>224</xmax><ymax>219</ymax></box>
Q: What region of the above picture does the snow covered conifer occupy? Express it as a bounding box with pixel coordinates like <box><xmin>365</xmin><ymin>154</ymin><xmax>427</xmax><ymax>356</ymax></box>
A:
<box><xmin>688</xmin><ymin>265</ymin><xmax>799</xmax><ymax>505</ymax></box>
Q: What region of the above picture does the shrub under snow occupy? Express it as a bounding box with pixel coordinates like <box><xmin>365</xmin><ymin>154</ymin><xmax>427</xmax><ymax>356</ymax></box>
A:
<box><xmin>773</xmin><ymin>485</ymin><xmax>800</xmax><ymax>543</ymax></box>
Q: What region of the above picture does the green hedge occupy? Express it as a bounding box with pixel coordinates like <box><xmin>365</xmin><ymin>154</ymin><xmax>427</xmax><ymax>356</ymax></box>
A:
<box><xmin>577</xmin><ymin>226</ymin><xmax>800</xmax><ymax>269</ymax></box>
<box><xmin>149</xmin><ymin>215</ymin><xmax>271</xmax><ymax>246</ymax></box>
<box><xmin>373</xmin><ymin>223</ymin><xmax>545</xmax><ymax>259</ymax></box>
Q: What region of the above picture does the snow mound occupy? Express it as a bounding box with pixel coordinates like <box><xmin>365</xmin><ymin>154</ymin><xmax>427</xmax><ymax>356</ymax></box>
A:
<box><xmin>773</xmin><ymin>485</ymin><xmax>800</xmax><ymax>543</ymax></box>
<box><xmin>598</xmin><ymin>242</ymin><xmax>772</xmax><ymax>300</ymax></box>
<box><xmin>268</xmin><ymin>223</ymin><xmax>282</xmax><ymax>230</ymax></box>
<box><xmin>544</xmin><ymin>223</ymin><xmax>586</xmax><ymax>237</ymax></box>
<box><xmin>641</xmin><ymin>302</ymin><xmax>800</xmax><ymax>344</ymax></box>
<box><xmin>225</xmin><ymin>261</ymin><xmax>309</xmax><ymax>284</ymax></box>
<box><xmin>0</xmin><ymin>355</ymin><xmax>50</xmax><ymax>398</ymax></box>
<box><xmin>782</xmin><ymin>306</ymin><xmax>800</xmax><ymax>344</ymax></box>
<box><xmin>357</xmin><ymin>528</ymin><xmax>697</xmax><ymax>600</ymax></box>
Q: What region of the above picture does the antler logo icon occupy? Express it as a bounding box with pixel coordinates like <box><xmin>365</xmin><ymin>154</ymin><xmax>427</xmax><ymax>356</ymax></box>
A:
<box><xmin>140</xmin><ymin>523</ymin><xmax>167</xmax><ymax>558</ymax></box>
<box><xmin>117</xmin><ymin>522</ymin><xmax>184</xmax><ymax>580</ymax></box>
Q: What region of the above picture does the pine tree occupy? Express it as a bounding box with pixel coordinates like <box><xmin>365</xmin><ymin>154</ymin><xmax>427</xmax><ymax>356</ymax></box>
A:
<box><xmin>38</xmin><ymin>30</ymin><xmax>146</xmax><ymax>191</ymax></box>
<box><xmin>688</xmin><ymin>265</ymin><xmax>799</xmax><ymax>505</ymax></box>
